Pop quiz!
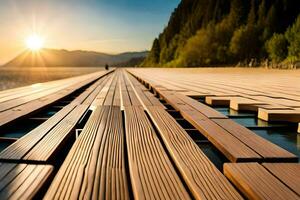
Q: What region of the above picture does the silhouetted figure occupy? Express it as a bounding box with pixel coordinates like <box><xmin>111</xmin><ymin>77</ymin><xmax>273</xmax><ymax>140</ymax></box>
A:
<box><xmin>105</xmin><ymin>64</ymin><xmax>109</xmax><ymax>70</ymax></box>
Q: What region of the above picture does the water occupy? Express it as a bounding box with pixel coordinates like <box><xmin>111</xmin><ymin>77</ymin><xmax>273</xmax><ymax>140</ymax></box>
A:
<box><xmin>197</xmin><ymin>143</ymin><xmax>228</xmax><ymax>170</ymax></box>
<box><xmin>252</xmin><ymin>129</ymin><xmax>300</xmax><ymax>158</ymax></box>
<box><xmin>0</xmin><ymin>120</ymin><xmax>42</xmax><ymax>138</ymax></box>
<box><xmin>213</xmin><ymin>106</ymin><xmax>300</xmax><ymax>160</ymax></box>
<box><xmin>0</xmin><ymin>141</ymin><xmax>13</xmax><ymax>152</ymax></box>
<box><xmin>0</xmin><ymin>67</ymin><xmax>103</xmax><ymax>91</ymax></box>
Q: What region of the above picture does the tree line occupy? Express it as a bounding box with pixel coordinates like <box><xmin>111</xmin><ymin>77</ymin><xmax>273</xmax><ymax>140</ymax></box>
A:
<box><xmin>141</xmin><ymin>0</ymin><xmax>300</xmax><ymax>68</ymax></box>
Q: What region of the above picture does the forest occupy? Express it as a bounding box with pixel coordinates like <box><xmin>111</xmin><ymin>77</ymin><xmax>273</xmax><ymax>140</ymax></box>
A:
<box><xmin>141</xmin><ymin>0</ymin><xmax>300</xmax><ymax>68</ymax></box>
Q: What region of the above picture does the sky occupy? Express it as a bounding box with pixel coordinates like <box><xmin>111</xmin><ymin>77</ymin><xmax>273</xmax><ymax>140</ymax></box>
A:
<box><xmin>0</xmin><ymin>0</ymin><xmax>180</xmax><ymax>64</ymax></box>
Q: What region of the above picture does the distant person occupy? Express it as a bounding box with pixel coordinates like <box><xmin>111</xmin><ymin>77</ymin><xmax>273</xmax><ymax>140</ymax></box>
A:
<box><xmin>105</xmin><ymin>64</ymin><xmax>109</xmax><ymax>70</ymax></box>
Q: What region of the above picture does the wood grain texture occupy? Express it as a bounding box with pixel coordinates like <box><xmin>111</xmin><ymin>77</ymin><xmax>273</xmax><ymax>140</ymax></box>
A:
<box><xmin>0</xmin><ymin>74</ymin><xmax>111</xmax><ymax>162</ymax></box>
<box><xmin>124</xmin><ymin>106</ymin><xmax>190</xmax><ymax>200</ymax></box>
<box><xmin>0</xmin><ymin>70</ymin><xmax>113</xmax><ymax>127</ymax></box>
<box><xmin>23</xmin><ymin>104</ymin><xmax>89</xmax><ymax>162</ymax></box>
<box><xmin>125</xmin><ymin>71</ymin><xmax>165</xmax><ymax>108</ymax></box>
<box><xmin>45</xmin><ymin>106</ymin><xmax>129</xmax><ymax>200</ymax></box>
<box><xmin>146</xmin><ymin>106</ymin><xmax>242</xmax><ymax>200</ymax></box>
<box><xmin>224</xmin><ymin>163</ymin><xmax>300</xmax><ymax>200</ymax></box>
<box><xmin>0</xmin><ymin>162</ymin><xmax>53</xmax><ymax>199</ymax></box>
<box><xmin>158</xmin><ymin>90</ymin><xmax>261</xmax><ymax>162</ymax></box>
<box><xmin>263</xmin><ymin>163</ymin><xmax>300</xmax><ymax>195</ymax></box>
<box><xmin>0</xmin><ymin>103</ymin><xmax>76</xmax><ymax>161</ymax></box>
<box><xmin>128</xmin><ymin>69</ymin><xmax>299</xmax><ymax>163</ymax></box>
<box><xmin>176</xmin><ymin>93</ymin><xmax>227</xmax><ymax>118</ymax></box>
<box><xmin>128</xmin><ymin>68</ymin><xmax>300</xmax><ymax>125</ymax></box>
<box><xmin>258</xmin><ymin>108</ymin><xmax>300</xmax><ymax>122</ymax></box>
<box><xmin>213</xmin><ymin>118</ymin><xmax>298</xmax><ymax>162</ymax></box>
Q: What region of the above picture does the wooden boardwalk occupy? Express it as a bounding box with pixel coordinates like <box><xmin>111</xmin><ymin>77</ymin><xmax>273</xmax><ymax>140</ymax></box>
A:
<box><xmin>0</xmin><ymin>68</ymin><xmax>299</xmax><ymax>199</ymax></box>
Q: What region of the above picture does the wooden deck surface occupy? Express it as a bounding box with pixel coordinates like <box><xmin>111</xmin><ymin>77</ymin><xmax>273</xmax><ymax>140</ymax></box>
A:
<box><xmin>0</xmin><ymin>68</ymin><xmax>299</xmax><ymax>199</ymax></box>
<box><xmin>128</xmin><ymin>68</ymin><xmax>300</xmax><ymax>132</ymax></box>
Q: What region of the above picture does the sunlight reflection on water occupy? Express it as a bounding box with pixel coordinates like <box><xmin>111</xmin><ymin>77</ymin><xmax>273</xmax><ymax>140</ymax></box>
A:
<box><xmin>0</xmin><ymin>67</ymin><xmax>103</xmax><ymax>91</ymax></box>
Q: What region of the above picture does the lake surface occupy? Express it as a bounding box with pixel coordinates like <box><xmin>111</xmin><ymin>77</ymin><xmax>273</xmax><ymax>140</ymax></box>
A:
<box><xmin>0</xmin><ymin>67</ymin><xmax>103</xmax><ymax>91</ymax></box>
<box><xmin>214</xmin><ymin>106</ymin><xmax>300</xmax><ymax>160</ymax></box>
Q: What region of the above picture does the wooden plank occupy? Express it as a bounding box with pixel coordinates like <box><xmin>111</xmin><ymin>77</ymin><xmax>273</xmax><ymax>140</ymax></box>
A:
<box><xmin>0</xmin><ymin>75</ymin><xmax>110</xmax><ymax>161</ymax></box>
<box><xmin>246</xmin><ymin>95</ymin><xmax>300</xmax><ymax>108</ymax></box>
<box><xmin>124</xmin><ymin>71</ymin><xmax>165</xmax><ymax>108</ymax></box>
<box><xmin>0</xmin><ymin>70</ymin><xmax>112</xmax><ymax>127</ymax></box>
<box><xmin>128</xmin><ymin>68</ymin><xmax>300</xmax><ymax>113</ymax></box>
<box><xmin>263</xmin><ymin>163</ymin><xmax>300</xmax><ymax>196</ymax></box>
<box><xmin>0</xmin><ymin>103</ymin><xmax>76</xmax><ymax>161</ymax></box>
<box><xmin>119</xmin><ymin>72</ymin><xmax>132</xmax><ymax>109</ymax></box>
<box><xmin>229</xmin><ymin>97</ymin><xmax>268</xmax><ymax>111</ymax></box>
<box><xmin>111</xmin><ymin>70</ymin><xmax>121</xmax><ymax>106</ymax></box>
<box><xmin>224</xmin><ymin>163</ymin><xmax>299</xmax><ymax>200</ymax></box>
<box><xmin>73</xmin><ymin>76</ymin><xmax>109</xmax><ymax>105</ymax></box>
<box><xmin>146</xmin><ymin>106</ymin><xmax>242</xmax><ymax>200</ymax></box>
<box><xmin>0</xmin><ymin>72</ymin><xmax>99</xmax><ymax>101</ymax></box>
<box><xmin>91</xmin><ymin>75</ymin><xmax>114</xmax><ymax>107</ymax></box>
<box><xmin>258</xmin><ymin>108</ymin><xmax>300</xmax><ymax>122</ymax></box>
<box><xmin>258</xmin><ymin>104</ymin><xmax>294</xmax><ymax>110</ymax></box>
<box><xmin>120</xmin><ymin>73</ymin><xmax>142</xmax><ymax>107</ymax></box>
<box><xmin>124</xmin><ymin>106</ymin><xmax>190</xmax><ymax>199</ymax></box>
<box><xmin>213</xmin><ymin>118</ymin><xmax>298</xmax><ymax>162</ymax></box>
<box><xmin>0</xmin><ymin>163</ymin><xmax>53</xmax><ymax>199</ymax></box>
<box><xmin>45</xmin><ymin>106</ymin><xmax>129</xmax><ymax>199</ymax></box>
<box><xmin>0</xmin><ymin>80</ymin><xmax>62</xmax><ymax>104</ymax></box>
<box><xmin>0</xmin><ymin>72</ymin><xmax>107</xmax><ymax>112</ymax></box>
<box><xmin>0</xmin><ymin>75</ymin><xmax>83</xmax><ymax>103</ymax></box>
<box><xmin>205</xmin><ymin>96</ymin><xmax>232</xmax><ymax>106</ymax></box>
<box><xmin>157</xmin><ymin>90</ymin><xmax>261</xmax><ymax>162</ymax></box>
<box><xmin>103</xmin><ymin>74</ymin><xmax>118</xmax><ymax>106</ymax></box>
<box><xmin>179</xmin><ymin>91</ymin><xmax>206</xmax><ymax>96</ymax></box>
<box><xmin>176</xmin><ymin>93</ymin><xmax>227</xmax><ymax>118</ymax></box>
<box><xmin>21</xmin><ymin>105</ymin><xmax>88</xmax><ymax>162</ymax></box>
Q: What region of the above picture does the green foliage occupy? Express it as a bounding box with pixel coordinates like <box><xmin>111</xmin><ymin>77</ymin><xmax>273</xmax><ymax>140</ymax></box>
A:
<box><xmin>230</xmin><ymin>2</ymin><xmax>261</xmax><ymax>61</ymax></box>
<box><xmin>178</xmin><ymin>27</ymin><xmax>215</xmax><ymax>66</ymax></box>
<box><xmin>141</xmin><ymin>38</ymin><xmax>160</xmax><ymax>66</ymax></box>
<box><xmin>285</xmin><ymin>15</ymin><xmax>300</xmax><ymax>60</ymax></box>
<box><xmin>265</xmin><ymin>33</ymin><xmax>288</xmax><ymax>62</ymax></box>
<box><xmin>141</xmin><ymin>0</ymin><xmax>300</xmax><ymax>68</ymax></box>
<box><xmin>230</xmin><ymin>26</ymin><xmax>249</xmax><ymax>60</ymax></box>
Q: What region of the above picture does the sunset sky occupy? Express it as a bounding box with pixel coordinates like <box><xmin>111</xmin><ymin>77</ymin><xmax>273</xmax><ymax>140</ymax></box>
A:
<box><xmin>0</xmin><ymin>0</ymin><xmax>180</xmax><ymax>64</ymax></box>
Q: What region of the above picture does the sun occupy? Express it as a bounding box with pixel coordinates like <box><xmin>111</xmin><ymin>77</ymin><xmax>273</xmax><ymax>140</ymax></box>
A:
<box><xmin>25</xmin><ymin>34</ymin><xmax>44</xmax><ymax>51</ymax></box>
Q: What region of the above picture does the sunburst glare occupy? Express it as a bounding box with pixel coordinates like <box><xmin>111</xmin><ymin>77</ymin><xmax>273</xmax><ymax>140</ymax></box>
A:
<box><xmin>25</xmin><ymin>34</ymin><xmax>44</xmax><ymax>51</ymax></box>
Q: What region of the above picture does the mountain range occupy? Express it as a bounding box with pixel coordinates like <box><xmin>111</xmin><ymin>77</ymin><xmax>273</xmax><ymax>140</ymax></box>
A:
<box><xmin>4</xmin><ymin>48</ymin><xmax>148</xmax><ymax>67</ymax></box>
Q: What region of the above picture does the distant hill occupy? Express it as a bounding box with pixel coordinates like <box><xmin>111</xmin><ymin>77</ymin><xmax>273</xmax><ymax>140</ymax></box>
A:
<box><xmin>114</xmin><ymin>57</ymin><xmax>145</xmax><ymax>67</ymax></box>
<box><xmin>142</xmin><ymin>0</ymin><xmax>300</xmax><ymax>68</ymax></box>
<box><xmin>4</xmin><ymin>48</ymin><xmax>148</xmax><ymax>67</ymax></box>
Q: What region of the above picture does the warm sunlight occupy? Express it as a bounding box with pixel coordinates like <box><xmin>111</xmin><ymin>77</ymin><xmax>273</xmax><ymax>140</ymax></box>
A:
<box><xmin>25</xmin><ymin>35</ymin><xmax>44</xmax><ymax>51</ymax></box>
